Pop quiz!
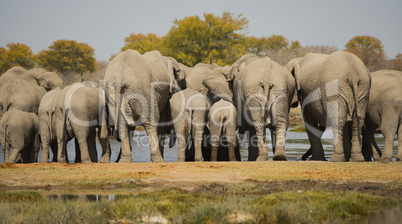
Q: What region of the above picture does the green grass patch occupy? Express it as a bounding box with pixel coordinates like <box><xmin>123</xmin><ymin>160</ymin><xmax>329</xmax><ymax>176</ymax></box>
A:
<box><xmin>0</xmin><ymin>191</ymin><xmax>44</xmax><ymax>203</ymax></box>
<box><xmin>0</xmin><ymin>188</ymin><xmax>399</xmax><ymax>223</ymax></box>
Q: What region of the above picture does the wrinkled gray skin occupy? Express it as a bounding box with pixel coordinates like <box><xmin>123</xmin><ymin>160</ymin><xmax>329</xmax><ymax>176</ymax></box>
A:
<box><xmin>38</xmin><ymin>88</ymin><xmax>63</xmax><ymax>162</ymax></box>
<box><xmin>170</xmin><ymin>88</ymin><xmax>210</xmax><ymax>162</ymax></box>
<box><xmin>0</xmin><ymin>109</ymin><xmax>40</xmax><ymax>163</ymax></box>
<box><xmin>230</xmin><ymin>54</ymin><xmax>296</xmax><ymax>161</ymax></box>
<box><xmin>286</xmin><ymin>51</ymin><xmax>370</xmax><ymax>162</ymax></box>
<box><xmin>208</xmin><ymin>99</ymin><xmax>238</xmax><ymax>161</ymax></box>
<box><xmin>104</xmin><ymin>50</ymin><xmax>185</xmax><ymax>163</ymax></box>
<box><xmin>0</xmin><ymin>66</ymin><xmax>63</xmax><ymax>91</ymax></box>
<box><xmin>362</xmin><ymin>70</ymin><xmax>402</xmax><ymax>162</ymax></box>
<box><xmin>0</xmin><ymin>78</ymin><xmax>47</xmax><ymax>119</ymax></box>
<box><xmin>54</xmin><ymin>83</ymin><xmax>110</xmax><ymax>163</ymax></box>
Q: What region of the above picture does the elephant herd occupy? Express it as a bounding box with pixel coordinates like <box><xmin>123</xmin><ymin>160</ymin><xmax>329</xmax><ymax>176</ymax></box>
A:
<box><xmin>0</xmin><ymin>50</ymin><xmax>401</xmax><ymax>163</ymax></box>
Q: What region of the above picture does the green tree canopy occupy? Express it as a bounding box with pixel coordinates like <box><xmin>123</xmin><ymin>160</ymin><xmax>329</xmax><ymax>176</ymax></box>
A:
<box><xmin>247</xmin><ymin>34</ymin><xmax>290</xmax><ymax>56</ymax></box>
<box><xmin>163</xmin><ymin>12</ymin><xmax>249</xmax><ymax>66</ymax></box>
<box><xmin>345</xmin><ymin>35</ymin><xmax>385</xmax><ymax>71</ymax></box>
<box><xmin>121</xmin><ymin>33</ymin><xmax>163</xmax><ymax>54</ymax></box>
<box><xmin>36</xmin><ymin>39</ymin><xmax>97</xmax><ymax>75</ymax></box>
<box><xmin>0</xmin><ymin>43</ymin><xmax>35</xmax><ymax>74</ymax></box>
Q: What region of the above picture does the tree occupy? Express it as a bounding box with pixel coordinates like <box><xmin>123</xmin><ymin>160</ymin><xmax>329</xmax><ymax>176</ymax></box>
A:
<box><xmin>36</xmin><ymin>40</ymin><xmax>97</xmax><ymax>76</ymax></box>
<box><xmin>345</xmin><ymin>35</ymin><xmax>385</xmax><ymax>71</ymax></box>
<box><xmin>0</xmin><ymin>43</ymin><xmax>35</xmax><ymax>74</ymax></box>
<box><xmin>121</xmin><ymin>33</ymin><xmax>163</xmax><ymax>54</ymax></box>
<box><xmin>163</xmin><ymin>12</ymin><xmax>249</xmax><ymax>66</ymax></box>
<box><xmin>247</xmin><ymin>34</ymin><xmax>290</xmax><ymax>56</ymax></box>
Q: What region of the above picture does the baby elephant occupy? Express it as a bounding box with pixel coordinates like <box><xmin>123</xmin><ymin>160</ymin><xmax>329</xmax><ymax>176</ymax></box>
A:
<box><xmin>170</xmin><ymin>88</ymin><xmax>210</xmax><ymax>162</ymax></box>
<box><xmin>0</xmin><ymin>109</ymin><xmax>40</xmax><ymax>163</ymax></box>
<box><xmin>208</xmin><ymin>99</ymin><xmax>238</xmax><ymax>161</ymax></box>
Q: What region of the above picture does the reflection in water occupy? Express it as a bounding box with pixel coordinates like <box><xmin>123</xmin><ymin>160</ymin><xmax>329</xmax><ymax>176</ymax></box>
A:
<box><xmin>46</xmin><ymin>194</ymin><xmax>119</xmax><ymax>202</ymax></box>
<box><xmin>0</xmin><ymin>130</ymin><xmax>398</xmax><ymax>163</ymax></box>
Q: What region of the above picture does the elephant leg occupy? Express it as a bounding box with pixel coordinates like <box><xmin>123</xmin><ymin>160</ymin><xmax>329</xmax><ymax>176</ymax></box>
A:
<box><xmin>50</xmin><ymin>140</ymin><xmax>58</xmax><ymax>162</ymax></box>
<box><xmin>118</xmin><ymin>124</ymin><xmax>133</xmax><ymax>163</ymax></box>
<box><xmin>76</xmin><ymin>137</ymin><xmax>91</xmax><ymax>163</ymax></box>
<box><xmin>397</xmin><ymin>124</ymin><xmax>402</xmax><ymax>161</ymax></box>
<box><xmin>144</xmin><ymin>124</ymin><xmax>164</xmax><ymax>162</ymax></box>
<box><xmin>157</xmin><ymin>126</ymin><xmax>167</xmax><ymax>159</ymax></box>
<box><xmin>99</xmin><ymin>136</ymin><xmax>111</xmax><ymax>163</ymax></box>
<box><xmin>273</xmin><ymin>129</ymin><xmax>287</xmax><ymax>161</ymax></box>
<box><xmin>304</xmin><ymin>118</ymin><xmax>326</xmax><ymax>161</ymax></box>
<box><xmin>8</xmin><ymin>147</ymin><xmax>21</xmax><ymax>164</ymax></box>
<box><xmin>380</xmin><ymin>118</ymin><xmax>398</xmax><ymax>163</ymax></box>
<box><xmin>87</xmin><ymin>131</ymin><xmax>98</xmax><ymax>162</ymax></box>
<box><xmin>57</xmin><ymin>139</ymin><xmax>67</xmax><ymax>163</ymax></box>
<box><xmin>350</xmin><ymin>118</ymin><xmax>365</xmax><ymax>162</ymax></box>
<box><xmin>363</xmin><ymin>128</ymin><xmax>382</xmax><ymax>161</ymax></box>
<box><xmin>41</xmin><ymin>139</ymin><xmax>51</xmax><ymax>163</ymax></box>
<box><xmin>330</xmin><ymin>122</ymin><xmax>347</xmax><ymax>162</ymax></box>
<box><xmin>226</xmin><ymin>126</ymin><xmax>237</xmax><ymax>161</ymax></box>
<box><xmin>246</xmin><ymin>129</ymin><xmax>259</xmax><ymax>161</ymax></box>
<box><xmin>302</xmin><ymin>148</ymin><xmax>312</xmax><ymax>161</ymax></box>
<box><xmin>234</xmin><ymin>134</ymin><xmax>241</xmax><ymax>161</ymax></box>
<box><xmin>74</xmin><ymin>137</ymin><xmax>81</xmax><ymax>163</ymax></box>
<box><xmin>201</xmin><ymin>127</ymin><xmax>211</xmax><ymax>161</ymax></box>
<box><xmin>193</xmin><ymin>125</ymin><xmax>204</xmax><ymax>162</ymax></box>
<box><xmin>210</xmin><ymin>130</ymin><xmax>219</xmax><ymax>162</ymax></box>
<box><xmin>3</xmin><ymin>140</ymin><xmax>10</xmax><ymax>163</ymax></box>
<box><xmin>270</xmin><ymin>128</ymin><xmax>276</xmax><ymax>155</ymax></box>
<box><xmin>256</xmin><ymin>126</ymin><xmax>269</xmax><ymax>161</ymax></box>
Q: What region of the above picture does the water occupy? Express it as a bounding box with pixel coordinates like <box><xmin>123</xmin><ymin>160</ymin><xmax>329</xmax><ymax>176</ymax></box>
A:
<box><xmin>0</xmin><ymin>130</ymin><xmax>398</xmax><ymax>163</ymax></box>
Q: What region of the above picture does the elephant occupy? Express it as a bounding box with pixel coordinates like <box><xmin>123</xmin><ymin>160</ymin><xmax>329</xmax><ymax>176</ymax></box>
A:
<box><xmin>0</xmin><ymin>78</ymin><xmax>47</xmax><ymax>119</ymax></box>
<box><xmin>228</xmin><ymin>54</ymin><xmax>297</xmax><ymax>161</ymax></box>
<box><xmin>169</xmin><ymin>88</ymin><xmax>210</xmax><ymax>162</ymax></box>
<box><xmin>361</xmin><ymin>70</ymin><xmax>402</xmax><ymax>162</ymax></box>
<box><xmin>208</xmin><ymin>99</ymin><xmax>238</xmax><ymax>161</ymax></box>
<box><xmin>38</xmin><ymin>88</ymin><xmax>63</xmax><ymax>162</ymax></box>
<box><xmin>0</xmin><ymin>66</ymin><xmax>63</xmax><ymax>91</ymax></box>
<box><xmin>0</xmin><ymin>109</ymin><xmax>40</xmax><ymax>163</ymax></box>
<box><xmin>54</xmin><ymin>83</ymin><xmax>110</xmax><ymax>163</ymax></box>
<box><xmin>285</xmin><ymin>51</ymin><xmax>371</xmax><ymax>162</ymax></box>
<box><xmin>103</xmin><ymin>50</ymin><xmax>185</xmax><ymax>163</ymax></box>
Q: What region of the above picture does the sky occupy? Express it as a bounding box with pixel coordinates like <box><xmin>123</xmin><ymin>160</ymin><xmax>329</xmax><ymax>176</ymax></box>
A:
<box><xmin>0</xmin><ymin>0</ymin><xmax>401</xmax><ymax>61</ymax></box>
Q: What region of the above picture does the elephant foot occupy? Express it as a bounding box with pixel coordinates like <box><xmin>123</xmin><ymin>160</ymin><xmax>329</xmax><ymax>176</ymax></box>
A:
<box><xmin>396</xmin><ymin>157</ymin><xmax>402</xmax><ymax>162</ymax></box>
<box><xmin>330</xmin><ymin>153</ymin><xmax>346</xmax><ymax>162</ymax></box>
<box><xmin>350</xmin><ymin>153</ymin><xmax>365</xmax><ymax>162</ymax></box>
<box><xmin>380</xmin><ymin>157</ymin><xmax>392</xmax><ymax>163</ymax></box>
<box><xmin>176</xmin><ymin>156</ymin><xmax>185</xmax><ymax>162</ymax></box>
<box><xmin>151</xmin><ymin>155</ymin><xmax>165</xmax><ymax>163</ymax></box>
<box><xmin>119</xmin><ymin>156</ymin><xmax>133</xmax><ymax>163</ymax></box>
<box><xmin>256</xmin><ymin>154</ymin><xmax>269</xmax><ymax>161</ymax></box>
<box><xmin>81</xmin><ymin>160</ymin><xmax>92</xmax><ymax>164</ymax></box>
<box><xmin>273</xmin><ymin>152</ymin><xmax>287</xmax><ymax>161</ymax></box>
<box><xmin>100</xmin><ymin>155</ymin><xmax>110</xmax><ymax>163</ymax></box>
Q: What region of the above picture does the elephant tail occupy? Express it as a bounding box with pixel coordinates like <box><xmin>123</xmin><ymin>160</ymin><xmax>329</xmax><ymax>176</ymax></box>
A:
<box><xmin>114</xmin><ymin>84</ymin><xmax>122</xmax><ymax>141</ymax></box>
<box><xmin>352</xmin><ymin>80</ymin><xmax>362</xmax><ymax>137</ymax></box>
<box><xmin>186</xmin><ymin>108</ymin><xmax>194</xmax><ymax>149</ymax></box>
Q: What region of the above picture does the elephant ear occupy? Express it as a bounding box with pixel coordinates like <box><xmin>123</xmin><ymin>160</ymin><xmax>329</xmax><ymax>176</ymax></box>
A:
<box><xmin>285</xmin><ymin>58</ymin><xmax>301</xmax><ymax>91</ymax></box>
<box><xmin>203</xmin><ymin>67</ymin><xmax>233</xmax><ymax>102</ymax></box>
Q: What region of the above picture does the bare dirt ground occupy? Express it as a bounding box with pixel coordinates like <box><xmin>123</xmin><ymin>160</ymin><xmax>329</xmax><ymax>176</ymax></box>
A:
<box><xmin>1</xmin><ymin>161</ymin><xmax>401</xmax><ymax>197</ymax></box>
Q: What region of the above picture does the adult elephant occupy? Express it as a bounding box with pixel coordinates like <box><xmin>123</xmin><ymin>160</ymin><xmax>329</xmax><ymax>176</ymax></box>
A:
<box><xmin>0</xmin><ymin>78</ymin><xmax>47</xmax><ymax>119</ymax></box>
<box><xmin>38</xmin><ymin>88</ymin><xmax>63</xmax><ymax>162</ymax></box>
<box><xmin>170</xmin><ymin>88</ymin><xmax>210</xmax><ymax>162</ymax></box>
<box><xmin>104</xmin><ymin>50</ymin><xmax>185</xmax><ymax>163</ymax></box>
<box><xmin>54</xmin><ymin>83</ymin><xmax>110</xmax><ymax>163</ymax></box>
<box><xmin>0</xmin><ymin>67</ymin><xmax>63</xmax><ymax>91</ymax></box>
<box><xmin>230</xmin><ymin>55</ymin><xmax>297</xmax><ymax>161</ymax></box>
<box><xmin>362</xmin><ymin>70</ymin><xmax>402</xmax><ymax>162</ymax></box>
<box><xmin>285</xmin><ymin>51</ymin><xmax>371</xmax><ymax>162</ymax></box>
<box><xmin>0</xmin><ymin>109</ymin><xmax>40</xmax><ymax>163</ymax></box>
